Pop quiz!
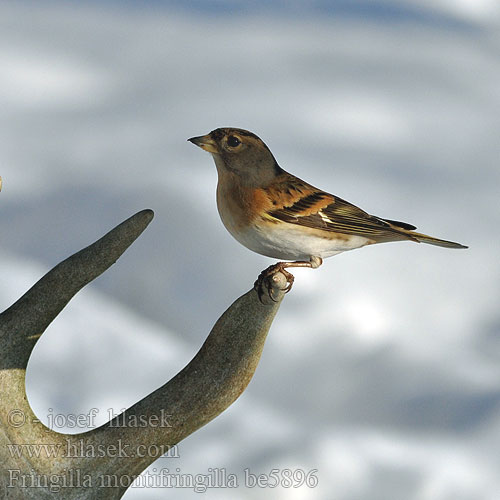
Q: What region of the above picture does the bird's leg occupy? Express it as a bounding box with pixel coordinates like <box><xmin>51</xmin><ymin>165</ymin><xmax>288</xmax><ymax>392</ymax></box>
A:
<box><xmin>254</xmin><ymin>256</ymin><xmax>323</xmax><ymax>303</ymax></box>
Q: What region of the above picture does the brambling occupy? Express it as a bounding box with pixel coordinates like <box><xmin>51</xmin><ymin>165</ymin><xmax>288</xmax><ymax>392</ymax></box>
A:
<box><xmin>189</xmin><ymin>128</ymin><xmax>467</xmax><ymax>300</ymax></box>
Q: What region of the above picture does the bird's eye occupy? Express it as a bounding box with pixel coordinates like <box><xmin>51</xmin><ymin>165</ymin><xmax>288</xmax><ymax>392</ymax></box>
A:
<box><xmin>227</xmin><ymin>136</ymin><xmax>241</xmax><ymax>148</ymax></box>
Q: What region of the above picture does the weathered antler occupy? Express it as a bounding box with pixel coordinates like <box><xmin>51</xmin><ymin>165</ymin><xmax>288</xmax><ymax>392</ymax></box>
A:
<box><xmin>0</xmin><ymin>210</ymin><xmax>287</xmax><ymax>499</ymax></box>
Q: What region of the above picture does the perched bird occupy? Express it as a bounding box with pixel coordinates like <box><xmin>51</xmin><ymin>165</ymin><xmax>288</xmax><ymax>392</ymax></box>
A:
<box><xmin>188</xmin><ymin>128</ymin><xmax>467</xmax><ymax>299</ymax></box>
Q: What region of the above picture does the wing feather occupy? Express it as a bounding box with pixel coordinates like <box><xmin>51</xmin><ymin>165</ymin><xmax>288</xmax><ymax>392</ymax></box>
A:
<box><xmin>264</xmin><ymin>175</ymin><xmax>415</xmax><ymax>242</ymax></box>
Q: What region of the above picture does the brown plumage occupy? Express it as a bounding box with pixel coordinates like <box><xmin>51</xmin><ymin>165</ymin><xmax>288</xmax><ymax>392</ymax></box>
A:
<box><xmin>189</xmin><ymin>127</ymin><xmax>467</xmax><ymax>298</ymax></box>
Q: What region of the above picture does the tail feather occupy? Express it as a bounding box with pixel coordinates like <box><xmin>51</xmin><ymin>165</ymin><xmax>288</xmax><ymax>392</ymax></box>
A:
<box><xmin>408</xmin><ymin>231</ymin><xmax>468</xmax><ymax>249</ymax></box>
<box><xmin>378</xmin><ymin>215</ymin><xmax>467</xmax><ymax>249</ymax></box>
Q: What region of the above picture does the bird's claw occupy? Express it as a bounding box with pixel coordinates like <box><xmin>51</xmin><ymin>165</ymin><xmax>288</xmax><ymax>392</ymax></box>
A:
<box><xmin>254</xmin><ymin>263</ymin><xmax>295</xmax><ymax>303</ymax></box>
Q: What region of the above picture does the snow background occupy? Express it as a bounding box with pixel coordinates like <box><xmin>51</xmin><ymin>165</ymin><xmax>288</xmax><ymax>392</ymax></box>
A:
<box><xmin>1</xmin><ymin>0</ymin><xmax>499</xmax><ymax>498</ymax></box>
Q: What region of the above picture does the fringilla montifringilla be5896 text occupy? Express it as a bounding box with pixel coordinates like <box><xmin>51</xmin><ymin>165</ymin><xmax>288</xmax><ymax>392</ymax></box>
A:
<box><xmin>189</xmin><ymin>128</ymin><xmax>467</xmax><ymax>299</ymax></box>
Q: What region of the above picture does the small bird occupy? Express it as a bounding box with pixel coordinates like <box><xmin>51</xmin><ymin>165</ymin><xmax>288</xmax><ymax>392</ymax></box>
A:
<box><xmin>188</xmin><ymin>128</ymin><xmax>467</xmax><ymax>299</ymax></box>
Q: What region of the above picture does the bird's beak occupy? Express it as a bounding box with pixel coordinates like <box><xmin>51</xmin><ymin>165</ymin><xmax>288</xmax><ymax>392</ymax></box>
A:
<box><xmin>188</xmin><ymin>134</ymin><xmax>219</xmax><ymax>154</ymax></box>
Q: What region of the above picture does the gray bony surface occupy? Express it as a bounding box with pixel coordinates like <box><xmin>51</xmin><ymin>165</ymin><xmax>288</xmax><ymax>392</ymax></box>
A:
<box><xmin>0</xmin><ymin>210</ymin><xmax>286</xmax><ymax>499</ymax></box>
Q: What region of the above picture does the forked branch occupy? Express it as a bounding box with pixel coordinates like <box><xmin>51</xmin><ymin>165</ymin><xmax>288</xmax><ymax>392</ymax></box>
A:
<box><xmin>0</xmin><ymin>210</ymin><xmax>286</xmax><ymax>499</ymax></box>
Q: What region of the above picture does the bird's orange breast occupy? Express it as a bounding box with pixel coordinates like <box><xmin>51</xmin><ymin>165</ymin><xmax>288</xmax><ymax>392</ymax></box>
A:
<box><xmin>217</xmin><ymin>185</ymin><xmax>269</xmax><ymax>229</ymax></box>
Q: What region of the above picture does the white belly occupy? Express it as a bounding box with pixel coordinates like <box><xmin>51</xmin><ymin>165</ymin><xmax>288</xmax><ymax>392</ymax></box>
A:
<box><xmin>226</xmin><ymin>221</ymin><xmax>372</xmax><ymax>261</ymax></box>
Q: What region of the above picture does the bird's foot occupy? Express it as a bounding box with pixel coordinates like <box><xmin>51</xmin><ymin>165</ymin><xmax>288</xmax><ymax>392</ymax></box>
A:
<box><xmin>254</xmin><ymin>262</ymin><xmax>295</xmax><ymax>303</ymax></box>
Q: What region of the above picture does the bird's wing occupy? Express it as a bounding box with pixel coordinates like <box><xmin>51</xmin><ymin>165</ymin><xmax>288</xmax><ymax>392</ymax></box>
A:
<box><xmin>263</xmin><ymin>175</ymin><xmax>415</xmax><ymax>242</ymax></box>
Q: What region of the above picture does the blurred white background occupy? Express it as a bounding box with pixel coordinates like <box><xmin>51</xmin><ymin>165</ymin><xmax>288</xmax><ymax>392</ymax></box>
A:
<box><xmin>1</xmin><ymin>0</ymin><xmax>499</xmax><ymax>498</ymax></box>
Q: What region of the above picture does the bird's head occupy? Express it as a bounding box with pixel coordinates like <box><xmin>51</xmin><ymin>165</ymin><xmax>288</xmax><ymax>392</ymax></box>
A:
<box><xmin>188</xmin><ymin>128</ymin><xmax>283</xmax><ymax>185</ymax></box>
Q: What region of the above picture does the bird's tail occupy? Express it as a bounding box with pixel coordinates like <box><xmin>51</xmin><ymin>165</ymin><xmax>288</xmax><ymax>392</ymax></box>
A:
<box><xmin>408</xmin><ymin>231</ymin><xmax>468</xmax><ymax>249</ymax></box>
